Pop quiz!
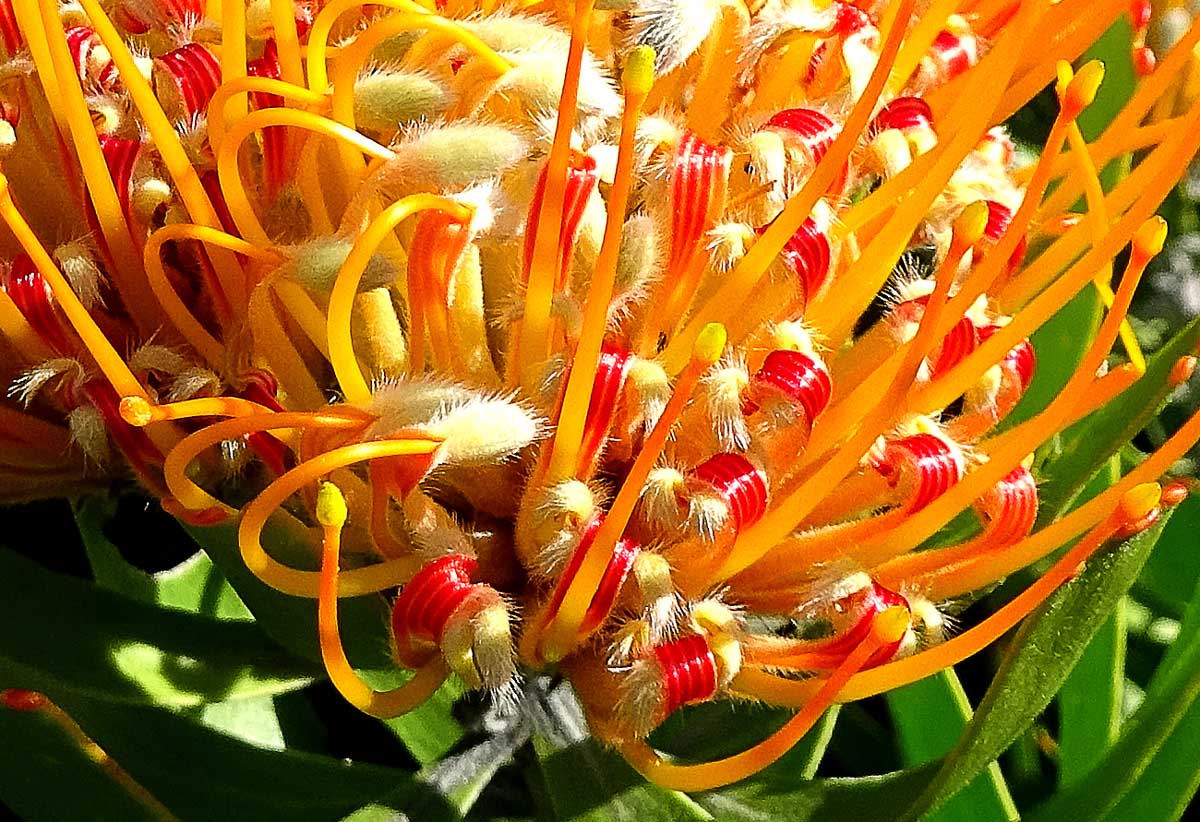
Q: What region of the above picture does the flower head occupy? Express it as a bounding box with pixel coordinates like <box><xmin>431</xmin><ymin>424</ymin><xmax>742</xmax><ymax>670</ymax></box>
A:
<box><xmin>2</xmin><ymin>0</ymin><xmax>1200</xmax><ymax>791</ymax></box>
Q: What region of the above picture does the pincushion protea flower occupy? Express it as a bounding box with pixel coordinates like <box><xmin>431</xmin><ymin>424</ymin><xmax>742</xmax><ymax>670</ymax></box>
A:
<box><xmin>3</xmin><ymin>0</ymin><xmax>1200</xmax><ymax>800</ymax></box>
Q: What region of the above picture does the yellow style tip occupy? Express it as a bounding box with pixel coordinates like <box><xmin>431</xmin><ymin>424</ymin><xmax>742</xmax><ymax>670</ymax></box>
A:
<box><xmin>1119</xmin><ymin>482</ymin><xmax>1162</xmax><ymax>525</ymax></box>
<box><xmin>1060</xmin><ymin>60</ymin><xmax>1105</xmax><ymax>119</ymax></box>
<box><xmin>693</xmin><ymin>323</ymin><xmax>728</xmax><ymax>366</ymax></box>
<box><xmin>119</xmin><ymin>396</ymin><xmax>154</xmax><ymax>427</ymax></box>
<box><xmin>954</xmin><ymin>201</ymin><xmax>991</xmax><ymax>247</ymax></box>
<box><xmin>316</xmin><ymin>482</ymin><xmax>349</xmax><ymax>529</ymax></box>
<box><xmin>1133</xmin><ymin>216</ymin><xmax>1168</xmax><ymax>261</ymax></box>
<box><xmin>874</xmin><ymin>605</ymin><xmax>911</xmax><ymax>644</ymax></box>
<box><xmin>625</xmin><ymin>46</ymin><xmax>657</xmax><ymax>96</ymax></box>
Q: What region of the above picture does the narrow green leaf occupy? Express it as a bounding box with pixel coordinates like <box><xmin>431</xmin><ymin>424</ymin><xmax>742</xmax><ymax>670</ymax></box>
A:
<box><xmin>1028</xmin><ymin>556</ymin><xmax>1200</xmax><ymax>822</ymax></box>
<box><xmin>49</xmin><ymin>690</ymin><xmax>430</xmax><ymax>822</ymax></box>
<box><xmin>0</xmin><ymin>548</ymin><xmax>312</xmax><ymax>707</ymax></box>
<box><xmin>1037</xmin><ymin>316</ymin><xmax>1200</xmax><ymax>518</ymax></box>
<box><xmin>1055</xmin><ymin>604</ymin><xmax>1125</xmax><ymax>786</ymax></box>
<box><xmin>899</xmin><ymin>513</ymin><xmax>1172</xmax><ymax>820</ymax></box>
<box><xmin>887</xmin><ymin>670</ymin><xmax>1017</xmax><ymax>821</ymax></box>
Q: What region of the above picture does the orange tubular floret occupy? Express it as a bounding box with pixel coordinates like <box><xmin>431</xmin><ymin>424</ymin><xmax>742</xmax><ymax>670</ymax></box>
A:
<box><xmin>537</xmin><ymin>324</ymin><xmax>727</xmax><ymax>662</ymax></box>
<box><xmin>315</xmin><ymin>482</ymin><xmax>449</xmax><ymax>717</ymax></box>
<box><xmin>516</xmin><ymin>0</ymin><xmax>595</xmax><ymax>388</ymax></box>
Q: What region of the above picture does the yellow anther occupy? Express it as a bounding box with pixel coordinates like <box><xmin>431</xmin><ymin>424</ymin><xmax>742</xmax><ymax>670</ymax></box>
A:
<box><xmin>874</xmin><ymin>606</ymin><xmax>912</xmax><ymax>644</ymax></box>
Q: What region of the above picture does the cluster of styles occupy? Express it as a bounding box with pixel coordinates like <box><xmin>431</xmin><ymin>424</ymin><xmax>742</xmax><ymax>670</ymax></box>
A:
<box><xmin>2</xmin><ymin>0</ymin><xmax>1200</xmax><ymax>789</ymax></box>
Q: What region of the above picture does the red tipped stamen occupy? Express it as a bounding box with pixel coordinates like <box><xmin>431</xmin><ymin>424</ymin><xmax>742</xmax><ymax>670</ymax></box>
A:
<box><xmin>154</xmin><ymin>43</ymin><xmax>222</xmax><ymax>121</ymax></box>
<box><xmin>247</xmin><ymin>41</ymin><xmax>288</xmax><ymax>197</ymax></box>
<box><xmin>808</xmin><ymin>582</ymin><xmax>909</xmax><ymax>667</ymax></box>
<box><xmin>686</xmin><ymin>453</ymin><xmax>770</xmax><ymax>533</ymax></box>
<box><xmin>97</xmin><ymin>135</ymin><xmax>142</xmax><ymax>225</ymax></box>
<box><xmin>573</xmin><ymin>344</ymin><xmax>633</xmax><ymax>477</ymax></box>
<box><xmin>655</xmin><ymin>634</ymin><xmax>720</xmax><ymax>717</ymax></box>
<box><xmin>522</xmin><ymin>152</ymin><xmax>600</xmax><ymax>290</ymax></box>
<box><xmin>929</xmin><ymin>316</ymin><xmax>979</xmax><ymax>379</ymax></box>
<box><xmin>929</xmin><ymin>29</ymin><xmax>977</xmax><ymax>81</ymax></box>
<box><xmin>978</xmin><ymin>200</ymin><xmax>1028</xmax><ymax>275</ymax></box>
<box><xmin>871</xmin><ymin>96</ymin><xmax>934</xmax><ymax>134</ymax></box>
<box><xmin>975</xmin><ymin>464</ymin><xmax>1038</xmax><ymax>546</ymax></box>
<box><xmin>391</xmin><ymin>554</ymin><xmax>481</xmax><ymax>667</ymax></box>
<box><xmin>668</xmin><ymin>133</ymin><xmax>732</xmax><ymax>278</ymax></box>
<box><xmin>743</xmin><ymin>349</ymin><xmax>832</xmax><ymax>426</ymax></box>
<box><xmin>65</xmin><ymin>26</ymin><xmax>119</xmax><ymax>91</ymax></box>
<box><xmin>872</xmin><ymin>432</ymin><xmax>965</xmax><ymax>513</ymax></box>
<box><xmin>3</xmin><ymin>254</ymin><xmax>75</xmax><ymax>354</ymax></box>
<box><xmin>544</xmin><ymin>515</ymin><xmax>641</xmax><ymax>638</ymax></box>
<box><xmin>777</xmin><ymin>217</ymin><xmax>833</xmax><ymax>303</ymax></box>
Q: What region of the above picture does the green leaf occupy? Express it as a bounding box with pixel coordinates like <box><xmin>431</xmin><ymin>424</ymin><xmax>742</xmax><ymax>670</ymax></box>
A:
<box><xmin>49</xmin><ymin>690</ymin><xmax>432</xmax><ymax>822</ymax></box>
<box><xmin>1028</xmin><ymin>548</ymin><xmax>1200</xmax><ymax>822</ymax></box>
<box><xmin>0</xmin><ymin>548</ymin><xmax>312</xmax><ymax>707</ymax></box>
<box><xmin>1055</xmin><ymin>604</ymin><xmax>1125</xmax><ymax>786</ymax></box>
<box><xmin>898</xmin><ymin>511</ymin><xmax>1172</xmax><ymax>820</ymax></box>
<box><xmin>184</xmin><ymin>518</ymin><xmax>395</xmax><ymax>668</ymax></box>
<box><xmin>1037</xmin><ymin>317</ymin><xmax>1200</xmax><ymax>519</ymax></box>
<box><xmin>185</xmin><ymin>519</ymin><xmax>467</xmax><ymax>763</ymax></box>
<box><xmin>74</xmin><ymin>495</ymin><xmax>252</xmax><ymax>620</ymax></box>
<box><xmin>886</xmin><ymin>670</ymin><xmax>1017</xmax><ymax>821</ymax></box>
<box><xmin>1136</xmin><ymin>494</ymin><xmax>1200</xmax><ymax>616</ymax></box>
<box><xmin>529</xmin><ymin>685</ymin><xmax>712</xmax><ymax>821</ymax></box>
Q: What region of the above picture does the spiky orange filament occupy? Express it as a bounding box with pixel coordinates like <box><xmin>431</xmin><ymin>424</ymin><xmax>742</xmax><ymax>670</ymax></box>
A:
<box><xmin>804</xmin><ymin>202</ymin><xmax>987</xmax><ymax>462</ymax></box>
<box><xmin>305</xmin><ymin>0</ymin><xmax>433</xmax><ymax>93</ymax></box>
<box><xmin>326</xmin><ymin>194</ymin><xmax>472</xmax><ymax>405</ymax></box>
<box><xmin>544</xmin><ymin>46</ymin><xmax>654</xmax><ymax>484</ymax></box>
<box><xmin>1057</xmin><ymin>62</ymin><xmax>1145</xmax><ymax>374</ymax></box>
<box><xmin>848</xmin><ymin>218</ymin><xmax>1160</xmax><ymax>571</ymax></box>
<box><xmin>158</xmin><ymin>410</ymin><xmax>367</xmax><ymax>515</ymax></box>
<box><xmin>517</xmin><ymin>0</ymin><xmax>595</xmax><ymax>389</ymax></box>
<box><xmin>657</xmin><ymin>0</ymin><xmax>919</xmax><ymax>372</ymax></box>
<box><xmin>686</xmin><ymin>0</ymin><xmax>749</xmax><ymax>141</ymax></box>
<box><xmin>73</xmin><ymin>0</ymin><xmax>248</xmax><ymax>310</ymax></box>
<box><xmin>217</xmin><ymin>108</ymin><xmax>397</xmax><ymax>247</ymax></box>
<box><xmin>705</xmin><ymin>207</ymin><xmax>984</xmax><ymax>593</ymax></box>
<box><xmin>145</xmin><ymin>225</ymin><xmax>282</xmax><ymax>369</ymax></box>
<box><xmin>537</xmin><ymin>324</ymin><xmax>727</xmax><ymax>662</ymax></box>
<box><xmin>733</xmin><ymin>488</ymin><xmax>1154</xmax><ymax>707</ymax></box>
<box><xmin>622</xmin><ymin>605</ymin><xmax>910</xmax><ymax>791</ymax></box>
<box><xmin>315</xmin><ymin>482</ymin><xmax>449</xmax><ymax>717</ymax></box>
<box><xmin>15</xmin><ymin>0</ymin><xmax>163</xmax><ymax>334</ymax></box>
<box><xmin>206</xmin><ymin>76</ymin><xmax>328</xmax><ymax>155</ymax></box>
<box><xmin>238</xmin><ymin>435</ymin><xmax>444</xmax><ymax>597</ymax></box>
<box><xmin>120</xmin><ymin>396</ymin><xmax>283</xmax><ymax>428</ymax></box>
<box><xmin>268</xmin><ymin>0</ymin><xmax>306</xmax><ymax>87</ymax></box>
<box><xmin>247</xmin><ymin>280</ymin><xmax>327</xmax><ymax>410</ymax></box>
<box><xmin>1041</xmin><ymin>18</ymin><xmax>1200</xmax><ymax>216</ymax></box>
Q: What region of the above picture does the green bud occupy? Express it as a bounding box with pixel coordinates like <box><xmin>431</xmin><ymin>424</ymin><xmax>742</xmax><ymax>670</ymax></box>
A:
<box><xmin>289</xmin><ymin>236</ymin><xmax>399</xmax><ymax>294</ymax></box>
<box><xmin>353</xmin><ymin>69</ymin><xmax>454</xmax><ymax>139</ymax></box>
